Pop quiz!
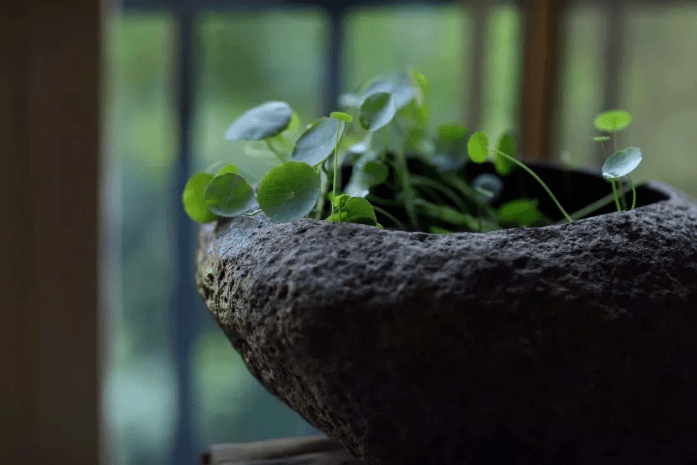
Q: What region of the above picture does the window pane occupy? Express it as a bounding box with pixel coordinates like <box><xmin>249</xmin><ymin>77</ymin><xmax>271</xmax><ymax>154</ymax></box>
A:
<box><xmin>193</xmin><ymin>9</ymin><xmax>327</xmax><ymax>448</ymax></box>
<box><xmin>481</xmin><ymin>4</ymin><xmax>523</xmax><ymax>140</ymax></box>
<box><xmin>103</xmin><ymin>13</ymin><xmax>179</xmax><ymax>465</ymax></box>
<box><xmin>622</xmin><ymin>6</ymin><xmax>697</xmax><ymax>197</ymax></box>
<box><xmin>557</xmin><ymin>3</ymin><xmax>697</xmax><ymax>198</ymax></box>
<box><xmin>195</xmin><ymin>10</ymin><xmax>325</xmax><ymax>173</ymax></box>
<box><xmin>344</xmin><ymin>4</ymin><xmax>469</xmax><ymax>129</ymax></box>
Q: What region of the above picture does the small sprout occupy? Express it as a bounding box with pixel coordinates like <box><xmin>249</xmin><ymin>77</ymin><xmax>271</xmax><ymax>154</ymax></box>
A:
<box><xmin>225</xmin><ymin>101</ymin><xmax>293</xmax><ymax>141</ymax></box>
<box><xmin>594</xmin><ymin>110</ymin><xmax>633</xmax><ymax>133</ymax></box>
<box><xmin>359</xmin><ymin>92</ymin><xmax>397</xmax><ymax>131</ymax></box>
<box><xmin>291</xmin><ymin>117</ymin><xmax>343</xmax><ymax>166</ymax></box>
<box><xmin>330</xmin><ymin>112</ymin><xmax>353</xmax><ymax>123</ymax></box>
<box><xmin>472</xmin><ymin>173</ymin><xmax>504</xmax><ymax>202</ymax></box>
<box><xmin>326</xmin><ymin>196</ymin><xmax>378</xmax><ymax>226</ymax></box>
<box><xmin>182</xmin><ymin>173</ymin><xmax>217</xmax><ymax>223</ymax></box>
<box><xmin>203</xmin><ymin>173</ymin><xmax>254</xmax><ymax>217</ymax></box>
<box><xmin>467</xmin><ymin>131</ymin><xmax>489</xmax><ymax>163</ymax></box>
<box><xmin>593</xmin><ymin>136</ymin><xmax>611</xmax><ymax>142</ymax></box>
<box><xmin>257</xmin><ymin>161</ymin><xmax>321</xmax><ymax>223</ymax></box>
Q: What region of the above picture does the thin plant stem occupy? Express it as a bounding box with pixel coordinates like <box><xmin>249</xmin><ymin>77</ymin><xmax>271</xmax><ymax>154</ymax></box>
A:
<box><xmin>554</xmin><ymin>182</ymin><xmax>639</xmax><ymax>224</ymax></box>
<box><xmin>313</xmin><ymin>164</ymin><xmax>330</xmax><ymax>219</ymax></box>
<box><xmin>627</xmin><ymin>175</ymin><xmax>637</xmax><ymax>210</ymax></box>
<box><xmin>410</xmin><ymin>175</ymin><xmax>469</xmax><ymax>214</ymax></box>
<box><xmin>265</xmin><ymin>139</ymin><xmax>286</xmax><ymax>163</ymax></box>
<box><xmin>388</xmin><ymin>127</ymin><xmax>419</xmax><ymax>229</ymax></box>
<box><xmin>611</xmin><ymin>179</ymin><xmax>622</xmax><ymax>211</ymax></box>
<box><xmin>492</xmin><ymin>149</ymin><xmax>574</xmax><ymax>224</ymax></box>
<box><xmin>332</xmin><ymin>122</ymin><xmax>343</xmax><ymax>221</ymax></box>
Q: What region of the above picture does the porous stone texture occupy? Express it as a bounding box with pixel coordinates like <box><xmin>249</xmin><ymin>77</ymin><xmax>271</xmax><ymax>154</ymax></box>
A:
<box><xmin>196</xmin><ymin>172</ymin><xmax>697</xmax><ymax>465</ymax></box>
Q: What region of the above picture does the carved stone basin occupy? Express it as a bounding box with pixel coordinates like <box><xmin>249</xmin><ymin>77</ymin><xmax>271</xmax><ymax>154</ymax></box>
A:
<box><xmin>195</xmin><ymin>164</ymin><xmax>697</xmax><ymax>465</ymax></box>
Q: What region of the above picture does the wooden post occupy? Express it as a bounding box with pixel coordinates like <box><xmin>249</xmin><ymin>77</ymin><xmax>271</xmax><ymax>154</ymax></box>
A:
<box><xmin>0</xmin><ymin>1</ymin><xmax>100</xmax><ymax>463</ymax></box>
<box><xmin>520</xmin><ymin>0</ymin><xmax>566</xmax><ymax>160</ymax></box>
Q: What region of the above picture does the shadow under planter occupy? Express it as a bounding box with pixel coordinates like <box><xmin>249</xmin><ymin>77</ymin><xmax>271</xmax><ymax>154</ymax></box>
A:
<box><xmin>195</xmin><ymin>163</ymin><xmax>697</xmax><ymax>465</ymax></box>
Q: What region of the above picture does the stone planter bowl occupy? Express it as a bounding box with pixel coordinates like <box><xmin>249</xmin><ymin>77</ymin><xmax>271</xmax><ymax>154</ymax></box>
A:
<box><xmin>195</xmin><ymin>163</ymin><xmax>697</xmax><ymax>465</ymax></box>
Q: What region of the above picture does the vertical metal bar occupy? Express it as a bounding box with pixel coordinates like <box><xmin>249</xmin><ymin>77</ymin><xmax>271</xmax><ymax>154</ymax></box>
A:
<box><xmin>324</xmin><ymin>5</ymin><xmax>345</xmax><ymax>114</ymax></box>
<box><xmin>171</xmin><ymin>1</ymin><xmax>199</xmax><ymax>462</ymax></box>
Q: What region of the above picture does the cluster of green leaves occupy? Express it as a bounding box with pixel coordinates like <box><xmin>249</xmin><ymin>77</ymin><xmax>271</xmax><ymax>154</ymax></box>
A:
<box><xmin>183</xmin><ymin>71</ymin><xmax>643</xmax><ymax>233</ymax></box>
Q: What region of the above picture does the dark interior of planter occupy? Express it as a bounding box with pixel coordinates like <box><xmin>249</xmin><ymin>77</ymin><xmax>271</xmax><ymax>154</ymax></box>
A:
<box><xmin>342</xmin><ymin>158</ymin><xmax>670</xmax><ymax>232</ymax></box>
<box><xmin>468</xmin><ymin>161</ymin><xmax>670</xmax><ymax>221</ymax></box>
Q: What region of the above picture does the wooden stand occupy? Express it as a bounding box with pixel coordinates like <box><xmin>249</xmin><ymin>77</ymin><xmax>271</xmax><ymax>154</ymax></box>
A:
<box><xmin>201</xmin><ymin>435</ymin><xmax>363</xmax><ymax>465</ymax></box>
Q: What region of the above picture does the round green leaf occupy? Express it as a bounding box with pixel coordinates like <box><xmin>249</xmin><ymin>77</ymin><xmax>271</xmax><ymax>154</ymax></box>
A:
<box><xmin>494</xmin><ymin>132</ymin><xmax>517</xmax><ymax>176</ymax></box>
<box><xmin>602</xmin><ymin>147</ymin><xmax>643</xmax><ymax>180</ymax></box>
<box><xmin>291</xmin><ymin>117</ymin><xmax>343</xmax><ymax>166</ymax></box>
<box><xmin>359</xmin><ymin>92</ymin><xmax>397</xmax><ymax>131</ymax></box>
<box><xmin>257</xmin><ymin>161</ymin><xmax>321</xmax><ymax>223</ymax></box>
<box><xmin>225</xmin><ymin>101</ymin><xmax>293</xmax><ymax>141</ymax></box>
<box><xmin>182</xmin><ymin>173</ymin><xmax>217</xmax><ymax>223</ymax></box>
<box><xmin>330</xmin><ymin>112</ymin><xmax>353</xmax><ymax>123</ymax></box>
<box><xmin>467</xmin><ymin>131</ymin><xmax>489</xmax><ymax>163</ymax></box>
<box><xmin>203</xmin><ymin>173</ymin><xmax>254</xmax><ymax>217</ymax></box>
<box><xmin>594</xmin><ymin>110</ymin><xmax>633</xmax><ymax>133</ymax></box>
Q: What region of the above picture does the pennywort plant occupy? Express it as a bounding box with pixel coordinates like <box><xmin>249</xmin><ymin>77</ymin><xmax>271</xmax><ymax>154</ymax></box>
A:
<box><xmin>183</xmin><ymin>71</ymin><xmax>644</xmax><ymax>234</ymax></box>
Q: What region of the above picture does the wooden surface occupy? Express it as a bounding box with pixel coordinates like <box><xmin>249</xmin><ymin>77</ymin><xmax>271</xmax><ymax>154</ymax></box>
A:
<box><xmin>0</xmin><ymin>1</ymin><xmax>100</xmax><ymax>464</ymax></box>
<box><xmin>202</xmin><ymin>435</ymin><xmax>364</xmax><ymax>465</ymax></box>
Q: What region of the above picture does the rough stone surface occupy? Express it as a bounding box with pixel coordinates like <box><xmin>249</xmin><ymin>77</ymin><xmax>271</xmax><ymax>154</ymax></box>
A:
<box><xmin>195</xmin><ymin>167</ymin><xmax>697</xmax><ymax>465</ymax></box>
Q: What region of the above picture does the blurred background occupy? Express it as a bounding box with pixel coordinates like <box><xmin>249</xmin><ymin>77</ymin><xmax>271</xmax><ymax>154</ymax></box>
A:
<box><xmin>3</xmin><ymin>0</ymin><xmax>696</xmax><ymax>464</ymax></box>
